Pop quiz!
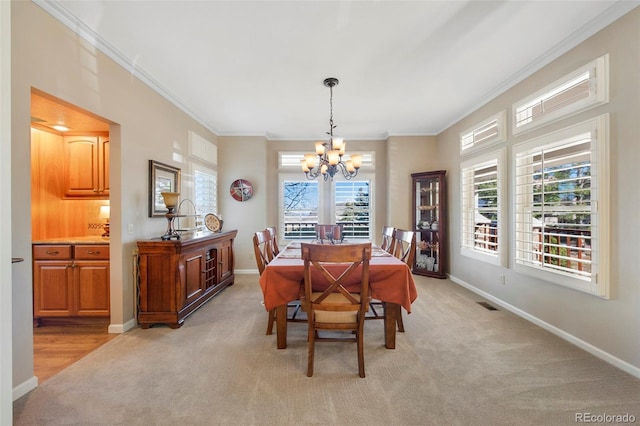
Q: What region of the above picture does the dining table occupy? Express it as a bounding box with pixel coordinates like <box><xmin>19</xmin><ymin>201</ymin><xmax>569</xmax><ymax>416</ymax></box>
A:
<box><xmin>258</xmin><ymin>240</ymin><xmax>418</xmax><ymax>349</ymax></box>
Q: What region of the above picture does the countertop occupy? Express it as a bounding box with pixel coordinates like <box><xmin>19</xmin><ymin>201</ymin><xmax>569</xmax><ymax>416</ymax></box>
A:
<box><xmin>32</xmin><ymin>236</ymin><xmax>109</xmax><ymax>244</ymax></box>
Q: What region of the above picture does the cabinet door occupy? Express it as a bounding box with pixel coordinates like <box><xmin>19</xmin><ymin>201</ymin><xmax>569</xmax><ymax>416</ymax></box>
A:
<box><xmin>74</xmin><ymin>261</ymin><xmax>110</xmax><ymax>316</ymax></box>
<box><xmin>33</xmin><ymin>261</ymin><xmax>73</xmax><ymax>316</ymax></box>
<box><xmin>63</xmin><ymin>136</ymin><xmax>109</xmax><ymax>198</ymax></box>
<box><xmin>183</xmin><ymin>250</ymin><xmax>205</xmax><ymax>307</ymax></box>
<box><xmin>100</xmin><ymin>137</ymin><xmax>110</xmax><ymax>195</ymax></box>
<box><xmin>217</xmin><ymin>240</ymin><xmax>233</xmax><ymax>283</ymax></box>
<box><xmin>64</xmin><ymin>136</ymin><xmax>100</xmax><ymax>197</ymax></box>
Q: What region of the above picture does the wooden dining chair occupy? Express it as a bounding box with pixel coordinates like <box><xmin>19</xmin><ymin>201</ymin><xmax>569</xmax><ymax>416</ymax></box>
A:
<box><xmin>253</xmin><ymin>230</ymin><xmax>277</xmax><ymax>334</ymax></box>
<box><xmin>380</xmin><ymin>225</ymin><xmax>396</xmax><ymax>253</ymax></box>
<box><xmin>314</xmin><ymin>223</ymin><xmax>344</xmax><ymax>243</ymax></box>
<box><xmin>392</xmin><ymin>228</ymin><xmax>416</xmax><ymax>268</ymax></box>
<box><xmin>266</xmin><ymin>226</ymin><xmax>279</xmax><ymax>256</ymax></box>
<box><xmin>389</xmin><ymin>228</ymin><xmax>416</xmax><ymax>332</ymax></box>
<box><xmin>368</xmin><ymin>226</ymin><xmax>396</xmax><ymax>322</ymax></box>
<box><xmin>254</xmin><ymin>229</ymin><xmax>304</xmax><ymax>335</ymax></box>
<box><xmin>300</xmin><ymin>242</ymin><xmax>372</xmax><ymax>378</ymax></box>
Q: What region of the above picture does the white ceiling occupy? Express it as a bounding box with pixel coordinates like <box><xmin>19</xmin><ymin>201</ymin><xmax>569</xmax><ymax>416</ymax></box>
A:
<box><xmin>38</xmin><ymin>1</ymin><xmax>636</xmax><ymax>140</ymax></box>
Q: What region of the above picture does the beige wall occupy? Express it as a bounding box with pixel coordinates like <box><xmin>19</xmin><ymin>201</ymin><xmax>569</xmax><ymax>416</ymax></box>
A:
<box><xmin>218</xmin><ymin>136</ymin><xmax>269</xmax><ymax>271</ymax></box>
<box><xmin>437</xmin><ymin>8</ymin><xmax>640</xmax><ymax>373</ymax></box>
<box><xmin>10</xmin><ymin>1</ymin><xmax>219</xmax><ymax>397</ymax></box>
<box><xmin>1</xmin><ymin>0</ymin><xmax>13</xmax><ymax>422</ymax></box>
<box><xmin>386</xmin><ymin>135</ymin><xmax>438</xmax><ymax>230</ymax></box>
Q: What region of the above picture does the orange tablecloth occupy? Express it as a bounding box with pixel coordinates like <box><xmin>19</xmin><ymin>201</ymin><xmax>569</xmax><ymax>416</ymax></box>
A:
<box><xmin>259</xmin><ymin>242</ymin><xmax>418</xmax><ymax>312</ymax></box>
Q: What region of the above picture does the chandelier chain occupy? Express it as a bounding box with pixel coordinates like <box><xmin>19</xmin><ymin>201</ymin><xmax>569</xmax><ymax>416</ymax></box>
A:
<box><xmin>328</xmin><ymin>84</ymin><xmax>334</xmax><ymax>137</ymax></box>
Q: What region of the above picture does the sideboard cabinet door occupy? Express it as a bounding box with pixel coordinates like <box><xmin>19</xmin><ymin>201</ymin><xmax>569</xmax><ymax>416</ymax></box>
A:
<box><xmin>183</xmin><ymin>249</ymin><xmax>206</xmax><ymax>307</ymax></box>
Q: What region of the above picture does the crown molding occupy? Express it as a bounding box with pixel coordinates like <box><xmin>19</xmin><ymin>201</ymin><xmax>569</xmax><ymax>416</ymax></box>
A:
<box><xmin>437</xmin><ymin>1</ymin><xmax>640</xmax><ymax>135</ymax></box>
<box><xmin>33</xmin><ymin>0</ymin><xmax>220</xmax><ymax>136</ymax></box>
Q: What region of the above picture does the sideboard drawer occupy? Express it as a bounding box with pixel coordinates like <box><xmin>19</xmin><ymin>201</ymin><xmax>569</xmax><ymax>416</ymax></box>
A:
<box><xmin>75</xmin><ymin>245</ymin><xmax>109</xmax><ymax>260</ymax></box>
<box><xmin>33</xmin><ymin>245</ymin><xmax>72</xmax><ymax>260</ymax></box>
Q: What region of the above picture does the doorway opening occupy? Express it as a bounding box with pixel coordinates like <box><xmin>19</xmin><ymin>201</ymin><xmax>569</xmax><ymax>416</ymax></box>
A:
<box><xmin>30</xmin><ymin>89</ymin><xmax>114</xmax><ymax>383</ymax></box>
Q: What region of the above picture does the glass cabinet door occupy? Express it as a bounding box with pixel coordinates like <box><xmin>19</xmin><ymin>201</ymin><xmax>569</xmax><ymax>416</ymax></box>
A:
<box><xmin>412</xmin><ymin>171</ymin><xmax>446</xmax><ymax>278</ymax></box>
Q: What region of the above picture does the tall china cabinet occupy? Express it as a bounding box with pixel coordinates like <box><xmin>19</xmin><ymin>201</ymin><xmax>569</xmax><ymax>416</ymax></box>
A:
<box><xmin>411</xmin><ymin>171</ymin><xmax>447</xmax><ymax>278</ymax></box>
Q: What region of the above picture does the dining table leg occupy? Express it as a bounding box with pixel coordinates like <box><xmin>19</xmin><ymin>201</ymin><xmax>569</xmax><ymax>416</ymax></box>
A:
<box><xmin>384</xmin><ymin>302</ymin><xmax>399</xmax><ymax>349</ymax></box>
<box><xmin>276</xmin><ymin>304</ymin><xmax>287</xmax><ymax>349</ymax></box>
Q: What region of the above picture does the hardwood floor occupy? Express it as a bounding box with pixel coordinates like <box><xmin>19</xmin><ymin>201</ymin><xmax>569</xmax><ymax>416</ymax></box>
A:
<box><xmin>33</xmin><ymin>324</ymin><xmax>117</xmax><ymax>383</ymax></box>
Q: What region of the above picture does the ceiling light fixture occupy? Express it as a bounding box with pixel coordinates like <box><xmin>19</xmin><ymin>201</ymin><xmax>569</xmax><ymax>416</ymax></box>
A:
<box><xmin>301</xmin><ymin>78</ymin><xmax>361</xmax><ymax>181</ymax></box>
<box><xmin>51</xmin><ymin>124</ymin><xmax>70</xmax><ymax>132</ymax></box>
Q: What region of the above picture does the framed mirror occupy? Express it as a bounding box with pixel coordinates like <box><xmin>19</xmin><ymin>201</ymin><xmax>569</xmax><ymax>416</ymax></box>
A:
<box><xmin>149</xmin><ymin>160</ymin><xmax>181</xmax><ymax>217</ymax></box>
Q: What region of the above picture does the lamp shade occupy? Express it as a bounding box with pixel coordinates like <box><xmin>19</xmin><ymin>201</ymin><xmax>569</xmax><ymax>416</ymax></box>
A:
<box><xmin>161</xmin><ymin>192</ymin><xmax>180</xmax><ymax>209</ymax></box>
<box><xmin>99</xmin><ymin>205</ymin><xmax>110</xmax><ymax>219</ymax></box>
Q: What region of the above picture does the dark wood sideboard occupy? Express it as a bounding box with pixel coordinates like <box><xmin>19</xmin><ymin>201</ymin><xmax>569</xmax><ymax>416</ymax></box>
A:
<box><xmin>136</xmin><ymin>230</ymin><xmax>237</xmax><ymax>328</ymax></box>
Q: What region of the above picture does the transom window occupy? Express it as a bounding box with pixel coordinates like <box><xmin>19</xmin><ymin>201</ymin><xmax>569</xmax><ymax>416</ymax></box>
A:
<box><xmin>460</xmin><ymin>111</ymin><xmax>506</xmax><ymax>154</ymax></box>
<box><xmin>513</xmin><ymin>54</ymin><xmax>609</xmax><ymax>135</ymax></box>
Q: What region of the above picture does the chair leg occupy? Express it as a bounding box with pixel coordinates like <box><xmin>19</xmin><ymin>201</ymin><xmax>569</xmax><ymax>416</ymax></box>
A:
<box><xmin>357</xmin><ymin>322</ymin><xmax>365</xmax><ymax>378</ymax></box>
<box><xmin>397</xmin><ymin>310</ymin><xmax>405</xmax><ymax>332</ymax></box>
<box><xmin>266</xmin><ymin>308</ymin><xmax>275</xmax><ymax>335</ymax></box>
<box><xmin>307</xmin><ymin>320</ymin><xmax>315</xmax><ymax>377</ymax></box>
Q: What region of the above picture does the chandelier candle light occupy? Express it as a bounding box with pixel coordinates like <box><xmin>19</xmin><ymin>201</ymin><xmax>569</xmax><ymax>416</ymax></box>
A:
<box><xmin>301</xmin><ymin>78</ymin><xmax>362</xmax><ymax>181</ymax></box>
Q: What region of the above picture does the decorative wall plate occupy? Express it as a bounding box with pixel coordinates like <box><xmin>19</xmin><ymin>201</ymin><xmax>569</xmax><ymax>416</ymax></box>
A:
<box><xmin>230</xmin><ymin>179</ymin><xmax>254</xmax><ymax>202</ymax></box>
<box><xmin>204</xmin><ymin>213</ymin><xmax>222</xmax><ymax>232</ymax></box>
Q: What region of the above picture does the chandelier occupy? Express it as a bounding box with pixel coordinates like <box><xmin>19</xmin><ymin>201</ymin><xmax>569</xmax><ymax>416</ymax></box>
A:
<box><xmin>301</xmin><ymin>77</ymin><xmax>362</xmax><ymax>181</ymax></box>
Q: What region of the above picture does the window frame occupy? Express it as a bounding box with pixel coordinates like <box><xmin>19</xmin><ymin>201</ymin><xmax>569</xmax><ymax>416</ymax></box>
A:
<box><xmin>460</xmin><ymin>111</ymin><xmax>507</xmax><ymax>155</ymax></box>
<box><xmin>512</xmin><ymin>114</ymin><xmax>609</xmax><ymax>298</ymax></box>
<box><xmin>460</xmin><ymin>148</ymin><xmax>507</xmax><ymax>266</ymax></box>
<box><xmin>192</xmin><ymin>163</ymin><xmax>218</xmax><ymax>216</ymax></box>
<box><xmin>278</xmin><ymin>152</ymin><xmax>375</xmax><ymax>242</ymax></box>
<box><xmin>512</xmin><ymin>54</ymin><xmax>609</xmax><ymax>135</ymax></box>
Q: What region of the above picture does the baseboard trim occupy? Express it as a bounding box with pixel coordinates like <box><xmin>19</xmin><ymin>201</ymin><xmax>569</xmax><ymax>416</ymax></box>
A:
<box><xmin>448</xmin><ymin>274</ymin><xmax>640</xmax><ymax>380</ymax></box>
<box><xmin>236</xmin><ymin>269</ymin><xmax>258</xmax><ymax>275</ymax></box>
<box><xmin>108</xmin><ymin>318</ymin><xmax>137</xmax><ymax>334</ymax></box>
<box><xmin>13</xmin><ymin>375</ymin><xmax>37</xmax><ymax>401</ymax></box>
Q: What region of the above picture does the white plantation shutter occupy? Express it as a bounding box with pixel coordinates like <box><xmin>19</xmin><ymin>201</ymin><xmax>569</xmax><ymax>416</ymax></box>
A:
<box><xmin>513</xmin><ymin>116</ymin><xmax>609</xmax><ymax>297</ymax></box>
<box><xmin>282</xmin><ymin>180</ymin><xmax>319</xmax><ymax>239</ymax></box>
<box><xmin>461</xmin><ymin>149</ymin><xmax>506</xmax><ymax>265</ymax></box>
<box><xmin>513</xmin><ymin>54</ymin><xmax>609</xmax><ymax>134</ymax></box>
<box><xmin>460</xmin><ymin>111</ymin><xmax>506</xmax><ymax>153</ymax></box>
<box><xmin>334</xmin><ymin>180</ymin><xmax>371</xmax><ymax>239</ymax></box>
<box><xmin>194</xmin><ymin>169</ymin><xmax>217</xmax><ymax>215</ymax></box>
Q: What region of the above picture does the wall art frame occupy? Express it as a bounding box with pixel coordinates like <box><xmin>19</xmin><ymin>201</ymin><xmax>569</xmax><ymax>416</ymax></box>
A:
<box><xmin>149</xmin><ymin>160</ymin><xmax>181</xmax><ymax>217</ymax></box>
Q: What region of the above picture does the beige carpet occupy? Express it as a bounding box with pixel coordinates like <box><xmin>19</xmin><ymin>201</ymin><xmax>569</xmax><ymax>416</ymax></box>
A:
<box><xmin>13</xmin><ymin>274</ymin><xmax>640</xmax><ymax>426</ymax></box>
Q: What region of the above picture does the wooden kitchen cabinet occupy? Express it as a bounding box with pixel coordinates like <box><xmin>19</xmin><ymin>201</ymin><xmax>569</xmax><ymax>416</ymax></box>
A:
<box><xmin>63</xmin><ymin>135</ymin><xmax>109</xmax><ymax>198</ymax></box>
<box><xmin>137</xmin><ymin>230</ymin><xmax>237</xmax><ymax>329</ymax></box>
<box><xmin>33</xmin><ymin>243</ymin><xmax>110</xmax><ymax>324</ymax></box>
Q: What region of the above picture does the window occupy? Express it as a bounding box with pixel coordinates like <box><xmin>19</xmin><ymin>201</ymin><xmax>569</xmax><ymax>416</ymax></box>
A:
<box><xmin>460</xmin><ymin>111</ymin><xmax>506</xmax><ymax>154</ymax></box>
<box><xmin>513</xmin><ymin>115</ymin><xmax>609</xmax><ymax>297</ymax></box>
<box><xmin>461</xmin><ymin>149</ymin><xmax>506</xmax><ymax>265</ymax></box>
<box><xmin>194</xmin><ymin>167</ymin><xmax>217</xmax><ymax>215</ymax></box>
<box><xmin>513</xmin><ymin>54</ymin><xmax>609</xmax><ymax>134</ymax></box>
<box><xmin>280</xmin><ymin>178</ymin><xmax>373</xmax><ymax>241</ymax></box>
<box><xmin>282</xmin><ymin>179</ymin><xmax>319</xmax><ymax>239</ymax></box>
<box><xmin>334</xmin><ymin>181</ymin><xmax>371</xmax><ymax>239</ymax></box>
<box><xmin>279</xmin><ymin>152</ymin><xmax>375</xmax><ymax>241</ymax></box>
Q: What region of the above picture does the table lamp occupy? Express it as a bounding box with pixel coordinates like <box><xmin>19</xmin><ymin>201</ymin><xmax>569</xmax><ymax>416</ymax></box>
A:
<box><xmin>99</xmin><ymin>205</ymin><xmax>110</xmax><ymax>238</ymax></box>
<box><xmin>160</xmin><ymin>192</ymin><xmax>180</xmax><ymax>240</ymax></box>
